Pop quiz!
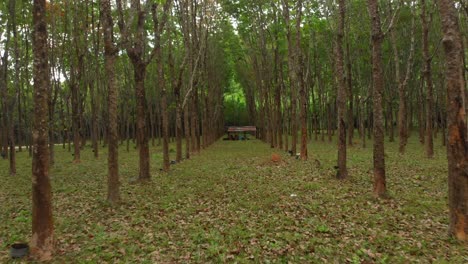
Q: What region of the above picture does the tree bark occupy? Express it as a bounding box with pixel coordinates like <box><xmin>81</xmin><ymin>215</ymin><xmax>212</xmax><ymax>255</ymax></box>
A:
<box><xmin>346</xmin><ymin>41</ymin><xmax>354</xmax><ymax>146</ymax></box>
<box><xmin>282</xmin><ymin>0</ymin><xmax>298</xmax><ymax>155</ymax></box>
<box><xmin>71</xmin><ymin>82</ymin><xmax>81</xmax><ymax>162</ymax></box>
<box><xmin>368</xmin><ymin>0</ymin><xmax>386</xmax><ymax>197</ymax></box>
<box><xmin>152</xmin><ymin>2</ymin><xmax>172</xmax><ymax>172</ymax></box>
<box><xmin>134</xmin><ymin>66</ymin><xmax>150</xmax><ymax>180</ymax></box>
<box><xmin>437</xmin><ymin>0</ymin><xmax>468</xmax><ymax>242</ymax></box>
<box><xmin>422</xmin><ymin>0</ymin><xmax>434</xmax><ymax>158</ymax></box>
<box><xmin>31</xmin><ymin>0</ymin><xmax>54</xmax><ymax>260</ymax></box>
<box><xmin>0</xmin><ymin>1</ymin><xmax>11</xmax><ymax>161</ymax></box>
<box><xmin>116</xmin><ymin>0</ymin><xmax>156</xmax><ymax>181</ymax></box>
<box><xmin>101</xmin><ymin>0</ymin><xmax>120</xmax><ymax>205</ymax></box>
<box><xmin>393</xmin><ymin>7</ymin><xmax>416</xmax><ymax>154</ymax></box>
<box><xmin>295</xmin><ymin>0</ymin><xmax>307</xmax><ymax>161</ymax></box>
<box><xmin>336</xmin><ymin>0</ymin><xmax>347</xmax><ymax>179</ymax></box>
<box><xmin>9</xmin><ymin>0</ymin><xmax>18</xmax><ymax>175</ymax></box>
<box><xmin>184</xmin><ymin>102</ymin><xmax>190</xmax><ymax>159</ymax></box>
<box><xmin>418</xmin><ymin>77</ymin><xmax>426</xmax><ymax>144</ymax></box>
<box><xmin>169</xmin><ymin>38</ymin><xmax>184</xmax><ymax>162</ymax></box>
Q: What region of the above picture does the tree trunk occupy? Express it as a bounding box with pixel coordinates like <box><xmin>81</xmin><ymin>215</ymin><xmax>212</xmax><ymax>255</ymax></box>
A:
<box><xmin>368</xmin><ymin>0</ymin><xmax>386</xmax><ymax>197</ymax></box>
<box><xmin>48</xmin><ymin>79</ymin><xmax>58</xmax><ymax>166</ymax></box>
<box><xmin>388</xmin><ymin>101</ymin><xmax>394</xmax><ymax>142</ymax></box>
<box><xmin>361</xmin><ymin>100</ymin><xmax>366</xmax><ymax>148</ymax></box>
<box><xmin>394</xmin><ymin>8</ymin><xmax>415</xmax><ymax>154</ymax></box>
<box><xmin>134</xmin><ymin>66</ymin><xmax>150</xmax><ymax>180</ymax></box>
<box><xmin>336</xmin><ymin>0</ymin><xmax>347</xmax><ymax>179</ymax></box>
<box><xmin>346</xmin><ymin>41</ymin><xmax>354</xmax><ymax>146</ymax></box>
<box><xmin>71</xmin><ymin>77</ymin><xmax>81</xmax><ymax>162</ymax></box>
<box><xmin>8</xmin><ymin>0</ymin><xmax>18</xmax><ymax>175</ymax></box>
<box><xmin>422</xmin><ymin>0</ymin><xmax>434</xmax><ymax>158</ymax></box>
<box><xmin>66</xmin><ymin>98</ymin><xmax>71</xmax><ymax>152</ymax></box>
<box><xmin>152</xmin><ymin>2</ymin><xmax>171</xmax><ymax>171</ymax></box>
<box><xmin>190</xmin><ymin>96</ymin><xmax>197</xmax><ymax>153</ymax></box>
<box><xmin>294</xmin><ymin>0</ymin><xmax>307</xmax><ymax>161</ymax></box>
<box><xmin>175</xmin><ymin>101</ymin><xmax>182</xmax><ymax>162</ymax></box>
<box><xmin>101</xmin><ymin>0</ymin><xmax>120</xmax><ymax>205</ymax></box>
<box><xmin>90</xmin><ymin>80</ymin><xmax>99</xmax><ymax>158</ymax></box>
<box><xmin>0</xmin><ymin>5</ymin><xmax>11</xmax><ymax>161</ymax></box>
<box><xmin>161</xmin><ymin>87</ymin><xmax>170</xmax><ymax>171</ymax></box>
<box><xmin>126</xmin><ymin>111</ymin><xmax>130</xmax><ymax>152</ymax></box>
<box><xmin>184</xmin><ymin>102</ymin><xmax>190</xmax><ymax>159</ymax></box>
<box><xmin>437</xmin><ymin>0</ymin><xmax>468</xmax><ymax>241</ymax></box>
<box><xmin>282</xmin><ymin>0</ymin><xmax>298</xmax><ymax>155</ymax></box>
<box><xmin>418</xmin><ymin>77</ymin><xmax>426</xmax><ymax>144</ymax></box>
<box><xmin>31</xmin><ymin>0</ymin><xmax>54</xmax><ymax>260</ymax></box>
<box><xmin>172</xmin><ymin>49</ymin><xmax>184</xmax><ymax>162</ymax></box>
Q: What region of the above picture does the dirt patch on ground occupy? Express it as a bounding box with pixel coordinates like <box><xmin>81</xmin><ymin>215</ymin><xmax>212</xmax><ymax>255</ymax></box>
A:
<box><xmin>257</xmin><ymin>153</ymin><xmax>289</xmax><ymax>167</ymax></box>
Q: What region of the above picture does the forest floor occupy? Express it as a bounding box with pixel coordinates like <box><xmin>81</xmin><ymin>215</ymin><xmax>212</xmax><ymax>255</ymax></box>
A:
<box><xmin>0</xmin><ymin>135</ymin><xmax>467</xmax><ymax>263</ymax></box>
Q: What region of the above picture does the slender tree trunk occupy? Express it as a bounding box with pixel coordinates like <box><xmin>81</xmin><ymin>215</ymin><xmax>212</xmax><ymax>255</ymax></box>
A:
<box><xmin>0</xmin><ymin>5</ymin><xmax>11</xmax><ymax>161</ymax></box>
<box><xmin>190</xmin><ymin>96</ymin><xmax>197</xmax><ymax>153</ymax></box>
<box><xmin>161</xmin><ymin>86</ymin><xmax>170</xmax><ymax>171</ymax></box>
<box><xmin>346</xmin><ymin>41</ymin><xmax>354</xmax><ymax>146</ymax></box>
<box><xmin>116</xmin><ymin>0</ymin><xmax>167</xmax><ymax>182</ymax></box>
<box><xmin>48</xmin><ymin>80</ymin><xmax>58</xmax><ymax>166</ymax></box>
<box><xmin>361</xmin><ymin>100</ymin><xmax>366</xmax><ymax>148</ymax></box>
<box><xmin>418</xmin><ymin>77</ymin><xmax>426</xmax><ymax>144</ymax></box>
<box><xmin>283</xmin><ymin>0</ymin><xmax>297</xmax><ymax>155</ymax></box>
<box><xmin>71</xmin><ymin>80</ymin><xmax>81</xmax><ymax>163</ymax></box>
<box><xmin>195</xmin><ymin>91</ymin><xmax>201</xmax><ymax>152</ymax></box>
<box><xmin>152</xmin><ymin>2</ymin><xmax>171</xmax><ymax>171</ymax></box>
<box><xmin>8</xmin><ymin>0</ymin><xmax>18</xmax><ymax>175</ymax></box>
<box><xmin>284</xmin><ymin>104</ymin><xmax>289</xmax><ymax>152</ymax></box>
<box><xmin>367</xmin><ymin>100</ymin><xmax>372</xmax><ymax>140</ymax></box>
<box><xmin>422</xmin><ymin>0</ymin><xmax>434</xmax><ymax>158</ymax></box>
<box><xmin>101</xmin><ymin>0</ymin><xmax>120</xmax><ymax>204</ymax></box>
<box><xmin>171</xmin><ymin>45</ymin><xmax>184</xmax><ymax>162</ymax></box>
<box><xmin>276</xmin><ymin>75</ymin><xmax>283</xmax><ymax>150</ymax></box>
<box><xmin>31</xmin><ymin>0</ymin><xmax>53</xmax><ymax>260</ymax></box>
<box><xmin>295</xmin><ymin>0</ymin><xmax>307</xmax><ymax>161</ymax></box>
<box><xmin>437</xmin><ymin>0</ymin><xmax>468</xmax><ymax>241</ymax></box>
<box><xmin>184</xmin><ymin>102</ymin><xmax>190</xmax><ymax>159</ymax></box>
<box><xmin>66</xmin><ymin>97</ymin><xmax>71</xmax><ymax>152</ymax></box>
<box><xmin>149</xmin><ymin>103</ymin><xmax>155</xmax><ymax>147</ymax></box>
<box><xmin>90</xmin><ymin>81</ymin><xmax>99</xmax><ymax>158</ymax></box>
<box><xmin>336</xmin><ymin>0</ymin><xmax>347</xmax><ymax>179</ymax></box>
<box><xmin>9</xmin><ymin>120</ymin><xmax>16</xmax><ymax>176</ymax></box>
<box><xmin>395</xmin><ymin>9</ymin><xmax>415</xmax><ymax>154</ymax></box>
<box><xmin>134</xmin><ymin>66</ymin><xmax>150</xmax><ymax>181</ymax></box>
<box><xmin>368</xmin><ymin>0</ymin><xmax>386</xmax><ymax>197</ymax></box>
<box><xmin>175</xmin><ymin>105</ymin><xmax>182</xmax><ymax>163</ymax></box>
<box><xmin>389</xmin><ymin>101</ymin><xmax>394</xmax><ymax>142</ymax></box>
<box><xmin>126</xmin><ymin>111</ymin><xmax>130</xmax><ymax>152</ymax></box>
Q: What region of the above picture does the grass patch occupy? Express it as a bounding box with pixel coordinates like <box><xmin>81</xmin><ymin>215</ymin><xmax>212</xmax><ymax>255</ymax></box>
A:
<box><xmin>0</xmin><ymin>137</ymin><xmax>466</xmax><ymax>263</ymax></box>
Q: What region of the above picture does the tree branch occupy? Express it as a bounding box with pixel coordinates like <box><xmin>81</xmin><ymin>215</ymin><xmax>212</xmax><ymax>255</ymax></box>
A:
<box><xmin>382</xmin><ymin>1</ymin><xmax>400</xmax><ymax>37</ymax></box>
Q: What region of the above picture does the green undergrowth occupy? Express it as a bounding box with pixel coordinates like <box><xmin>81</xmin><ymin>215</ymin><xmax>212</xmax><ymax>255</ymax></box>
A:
<box><xmin>0</xmin><ymin>136</ymin><xmax>466</xmax><ymax>263</ymax></box>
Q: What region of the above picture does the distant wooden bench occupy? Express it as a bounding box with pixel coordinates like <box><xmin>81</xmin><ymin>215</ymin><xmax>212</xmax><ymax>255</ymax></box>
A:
<box><xmin>225</xmin><ymin>126</ymin><xmax>257</xmax><ymax>140</ymax></box>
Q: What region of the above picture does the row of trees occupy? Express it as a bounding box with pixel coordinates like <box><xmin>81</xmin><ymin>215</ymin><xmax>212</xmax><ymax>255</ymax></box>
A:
<box><xmin>222</xmin><ymin>0</ymin><xmax>467</xmax><ymax>241</ymax></box>
<box><xmin>1</xmin><ymin>0</ymin><xmax>232</xmax><ymax>260</ymax></box>
<box><xmin>0</xmin><ymin>0</ymin><xmax>464</xmax><ymax>260</ymax></box>
<box><xmin>225</xmin><ymin>0</ymin><xmax>466</xmax><ymax>157</ymax></box>
<box><xmin>1</xmin><ymin>0</ymin><xmax>230</xmax><ymax>170</ymax></box>
<box><xmin>2</xmin><ymin>0</ymin><xmax>232</xmax><ymax>186</ymax></box>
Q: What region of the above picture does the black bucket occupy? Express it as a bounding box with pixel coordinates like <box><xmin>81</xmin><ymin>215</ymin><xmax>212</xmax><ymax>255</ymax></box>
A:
<box><xmin>10</xmin><ymin>243</ymin><xmax>29</xmax><ymax>259</ymax></box>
